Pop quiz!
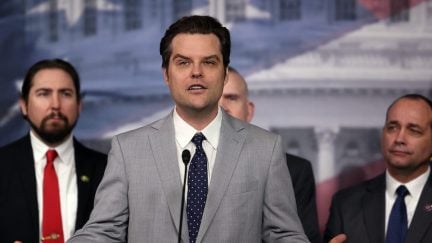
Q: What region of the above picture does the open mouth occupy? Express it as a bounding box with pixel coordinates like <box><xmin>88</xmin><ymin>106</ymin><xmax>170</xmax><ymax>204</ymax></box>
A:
<box><xmin>188</xmin><ymin>84</ymin><xmax>207</xmax><ymax>90</ymax></box>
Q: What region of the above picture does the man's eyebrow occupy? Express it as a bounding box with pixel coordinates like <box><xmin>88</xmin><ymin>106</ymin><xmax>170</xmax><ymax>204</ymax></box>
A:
<box><xmin>203</xmin><ymin>55</ymin><xmax>220</xmax><ymax>61</ymax></box>
<box><xmin>59</xmin><ymin>88</ymin><xmax>74</xmax><ymax>92</ymax></box>
<box><xmin>172</xmin><ymin>54</ymin><xmax>221</xmax><ymax>60</ymax></box>
<box><xmin>386</xmin><ymin>120</ymin><xmax>399</xmax><ymax>125</ymax></box>
<box><xmin>407</xmin><ymin>123</ymin><xmax>422</xmax><ymax>130</ymax></box>
<box><xmin>172</xmin><ymin>54</ymin><xmax>191</xmax><ymax>60</ymax></box>
<box><xmin>223</xmin><ymin>93</ymin><xmax>239</xmax><ymax>98</ymax></box>
<box><xmin>35</xmin><ymin>87</ymin><xmax>51</xmax><ymax>91</ymax></box>
<box><xmin>34</xmin><ymin>87</ymin><xmax>74</xmax><ymax>92</ymax></box>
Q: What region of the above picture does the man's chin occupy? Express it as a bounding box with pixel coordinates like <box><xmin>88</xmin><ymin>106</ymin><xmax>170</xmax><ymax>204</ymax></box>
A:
<box><xmin>388</xmin><ymin>160</ymin><xmax>410</xmax><ymax>169</ymax></box>
<box><xmin>36</xmin><ymin>127</ymin><xmax>72</xmax><ymax>144</ymax></box>
<box><xmin>39</xmin><ymin>132</ymin><xmax>71</xmax><ymax>144</ymax></box>
<box><xmin>387</xmin><ymin>160</ymin><xmax>425</xmax><ymax>174</ymax></box>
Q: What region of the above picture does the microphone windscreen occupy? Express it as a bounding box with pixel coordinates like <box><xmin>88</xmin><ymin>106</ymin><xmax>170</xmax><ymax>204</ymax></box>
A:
<box><xmin>181</xmin><ymin>150</ymin><xmax>191</xmax><ymax>165</ymax></box>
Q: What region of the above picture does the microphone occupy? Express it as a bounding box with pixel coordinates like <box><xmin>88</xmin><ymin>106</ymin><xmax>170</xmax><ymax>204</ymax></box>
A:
<box><xmin>178</xmin><ymin>149</ymin><xmax>191</xmax><ymax>243</ymax></box>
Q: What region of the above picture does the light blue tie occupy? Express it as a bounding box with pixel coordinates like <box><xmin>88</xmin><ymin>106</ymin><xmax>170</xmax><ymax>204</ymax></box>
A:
<box><xmin>186</xmin><ymin>133</ymin><xmax>208</xmax><ymax>243</ymax></box>
<box><xmin>386</xmin><ymin>185</ymin><xmax>409</xmax><ymax>243</ymax></box>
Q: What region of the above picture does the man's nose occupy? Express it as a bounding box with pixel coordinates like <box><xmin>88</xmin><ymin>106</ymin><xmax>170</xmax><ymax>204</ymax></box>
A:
<box><xmin>394</xmin><ymin>129</ymin><xmax>406</xmax><ymax>145</ymax></box>
<box><xmin>50</xmin><ymin>93</ymin><xmax>61</xmax><ymax>109</ymax></box>
<box><xmin>191</xmin><ymin>64</ymin><xmax>203</xmax><ymax>79</ymax></box>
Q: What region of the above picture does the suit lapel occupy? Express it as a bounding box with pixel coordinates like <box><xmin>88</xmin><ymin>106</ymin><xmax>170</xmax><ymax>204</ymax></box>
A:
<box><xmin>196</xmin><ymin>112</ymin><xmax>246</xmax><ymax>242</ymax></box>
<box><xmin>148</xmin><ymin>113</ymin><xmax>190</xmax><ymax>242</ymax></box>
<box><xmin>18</xmin><ymin>135</ymin><xmax>40</xmax><ymax>238</ymax></box>
<box><xmin>363</xmin><ymin>174</ymin><xmax>386</xmax><ymax>243</ymax></box>
<box><xmin>405</xmin><ymin>172</ymin><xmax>432</xmax><ymax>243</ymax></box>
<box><xmin>74</xmin><ymin>139</ymin><xmax>93</xmax><ymax>228</ymax></box>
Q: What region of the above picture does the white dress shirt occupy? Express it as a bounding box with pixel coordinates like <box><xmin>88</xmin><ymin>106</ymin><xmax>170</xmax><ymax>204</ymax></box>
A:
<box><xmin>173</xmin><ymin>107</ymin><xmax>222</xmax><ymax>185</ymax></box>
<box><xmin>385</xmin><ymin>166</ymin><xmax>430</xmax><ymax>235</ymax></box>
<box><xmin>30</xmin><ymin>131</ymin><xmax>78</xmax><ymax>241</ymax></box>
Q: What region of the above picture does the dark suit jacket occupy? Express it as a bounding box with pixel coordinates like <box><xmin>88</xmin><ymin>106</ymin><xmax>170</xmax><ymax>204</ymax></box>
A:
<box><xmin>324</xmin><ymin>172</ymin><xmax>432</xmax><ymax>243</ymax></box>
<box><xmin>286</xmin><ymin>153</ymin><xmax>321</xmax><ymax>243</ymax></box>
<box><xmin>0</xmin><ymin>134</ymin><xmax>107</xmax><ymax>243</ymax></box>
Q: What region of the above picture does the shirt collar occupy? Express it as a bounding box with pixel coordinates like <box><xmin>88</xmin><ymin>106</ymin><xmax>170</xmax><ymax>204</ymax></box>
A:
<box><xmin>30</xmin><ymin>130</ymin><xmax>74</xmax><ymax>165</ymax></box>
<box><xmin>386</xmin><ymin>166</ymin><xmax>430</xmax><ymax>197</ymax></box>
<box><xmin>173</xmin><ymin>106</ymin><xmax>222</xmax><ymax>150</ymax></box>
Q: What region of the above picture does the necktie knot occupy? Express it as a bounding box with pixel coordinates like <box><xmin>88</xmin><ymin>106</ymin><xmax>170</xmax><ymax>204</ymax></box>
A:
<box><xmin>396</xmin><ymin>185</ymin><xmax>409</xmax><ymax>198</ymax></box>
<box><xmin>192</xmin><ymin>133</ymin><xmax>206</xmax><ymax>148</ymax></box>
<box><xmin>46</xmin><ymin>150</ymin><xmax>58</xmax><ymax>165</ymax></box>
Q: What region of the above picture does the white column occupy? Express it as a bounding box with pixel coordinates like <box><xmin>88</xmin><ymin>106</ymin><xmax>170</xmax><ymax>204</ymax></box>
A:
<box><xmin>314</xmin><ymin>126</ymin><xmax>339</xmax><ymax>182</ymax></box>
<box><xmin>209</xmin><ymin>0</ymin><xmax>226</xmax><ymax>23</ymax></box>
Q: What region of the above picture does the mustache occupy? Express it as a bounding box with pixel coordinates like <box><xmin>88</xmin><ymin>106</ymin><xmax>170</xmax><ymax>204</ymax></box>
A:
<box><xmin>44</xmin><ymin>111</ymin><xmax>68</xmax><ymax>122</ymax></box>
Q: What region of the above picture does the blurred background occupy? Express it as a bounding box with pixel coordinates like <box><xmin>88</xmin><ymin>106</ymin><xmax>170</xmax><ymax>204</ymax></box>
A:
<box><xmin>1</xmin><ymin>0</ymin><xmax>431</xmax><ymax>232</ymax></box>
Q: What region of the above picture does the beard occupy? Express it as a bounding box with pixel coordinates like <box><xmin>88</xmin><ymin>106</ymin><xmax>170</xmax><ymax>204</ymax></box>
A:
<box><xmin>27</xmin><ymin>111</ymin><xmax>77</xmax><ymax>145</ymax></box>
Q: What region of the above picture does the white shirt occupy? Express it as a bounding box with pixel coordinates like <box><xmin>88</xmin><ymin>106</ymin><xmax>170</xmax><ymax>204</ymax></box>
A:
<box><xmin>31</xmin><ymin>131</ymin><xmax>78</xmax><ymax>241</ymax></box>
<box><xmin>385</xmin><ymin>166</ymin><xmax>430</xmax><ymax>235</ymax></box>
<box><xmin>173</xmin><ymin>107</ymin><xmax>222</xmax><ymax>185</ymax></box>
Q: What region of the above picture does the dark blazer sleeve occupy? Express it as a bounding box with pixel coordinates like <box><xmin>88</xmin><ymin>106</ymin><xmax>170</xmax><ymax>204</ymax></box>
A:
<box><xmin>286</xmin><ymin>153</ymin><xmax>321</xmax><ymax>243</ymax></box>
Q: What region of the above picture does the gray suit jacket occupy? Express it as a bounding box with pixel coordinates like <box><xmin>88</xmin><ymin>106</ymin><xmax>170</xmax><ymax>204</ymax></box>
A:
<box><xmin>68</xmin><ymin>110</ymin><xmax>309</xmax><ymax>243</ymax></box>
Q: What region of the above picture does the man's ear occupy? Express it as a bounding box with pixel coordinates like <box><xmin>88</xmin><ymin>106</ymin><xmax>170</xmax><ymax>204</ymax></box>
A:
<box><xmin>246</xmin><ymin>101</ymin><xmax>255</xmax><ymax>123</ymax></box>
<box><xmin>19</xmin><ymin>97</ymin><xmax>28</xmax><ymax>116</ymax></box>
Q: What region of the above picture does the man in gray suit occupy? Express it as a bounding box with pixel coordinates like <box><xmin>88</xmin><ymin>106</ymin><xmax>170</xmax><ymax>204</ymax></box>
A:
<box><xmin>68</xmin><ymin>15</ymin><xmax>308</xmax><ymax>243</ymax></box>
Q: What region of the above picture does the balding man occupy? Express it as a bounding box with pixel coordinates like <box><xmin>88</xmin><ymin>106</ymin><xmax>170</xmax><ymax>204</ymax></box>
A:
<box><xmin>219</xmin><ymin>67</ymin><xmax>321</xmax><ymax>243</ymax></box>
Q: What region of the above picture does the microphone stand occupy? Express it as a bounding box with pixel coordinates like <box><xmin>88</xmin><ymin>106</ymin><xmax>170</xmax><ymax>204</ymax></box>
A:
<box><xmin>178</xmin><ymin>150</ymin><xmax>190</xmax><ymax>243</ymax></box>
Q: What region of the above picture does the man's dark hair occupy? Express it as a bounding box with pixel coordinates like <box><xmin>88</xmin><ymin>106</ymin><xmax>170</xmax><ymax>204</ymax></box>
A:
<box><xmin>21</xmin><ymin>59</ymin><xmax>81</xmax><ymax>102</ymax></box>
<box><xmin>159</xmin><ymin>15</ymin><xmax>231</xmax><ymax>69</ymax></box>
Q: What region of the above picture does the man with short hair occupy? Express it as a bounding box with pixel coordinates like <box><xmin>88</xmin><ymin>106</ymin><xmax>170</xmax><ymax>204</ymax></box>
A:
<box><xmin>68</xmin><ymin>15</ymin><xmax>308</xmax><ymax>243</ymax></box>
<box><xmin>0</xmin><ymin>59</ymin><xmax>107</xmax><ymax>243</ymax></box>
<box><xmin>219</xmin><ymin>67</ymin><xmax>321</xmax><ymax>243</ymax></box>
<box><xmin>325</xmin><ymin>94</ymin><xmax>432</xmax><ymax>243</ymax></box>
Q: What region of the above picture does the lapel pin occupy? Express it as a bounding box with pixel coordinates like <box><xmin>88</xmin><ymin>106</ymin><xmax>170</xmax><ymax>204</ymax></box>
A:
<box><xmin>424</xmin><ymin>203</ymin><xmax>432</xmax><ymax>212</ymax></box>
<box><xmin>80</xmin><ymin>175</ymin><xmax>90</xmax><ymax>183</ymax></box>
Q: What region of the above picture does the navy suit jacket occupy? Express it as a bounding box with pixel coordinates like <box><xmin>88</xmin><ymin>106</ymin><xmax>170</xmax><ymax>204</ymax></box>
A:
<box><xmin>324</xmin><ymin>172</ymin><xmax>432</xmax><ymax>243</ymax></box>
<box><xmin>0</xmin><ymin>134</ymin><xmax>107</xmax><ymax>243</ymax></box>
<box><xmin>286</xmin><ymin>153</ymin><xmax>321</xmax><ymax>243</ymax></box>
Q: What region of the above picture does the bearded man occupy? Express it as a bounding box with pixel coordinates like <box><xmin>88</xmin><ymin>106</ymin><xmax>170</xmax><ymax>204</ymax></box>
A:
<box><xmin>0</xmin><ymin>59</ymin><xmax>107</xmax><ymax>243</ymax></box>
